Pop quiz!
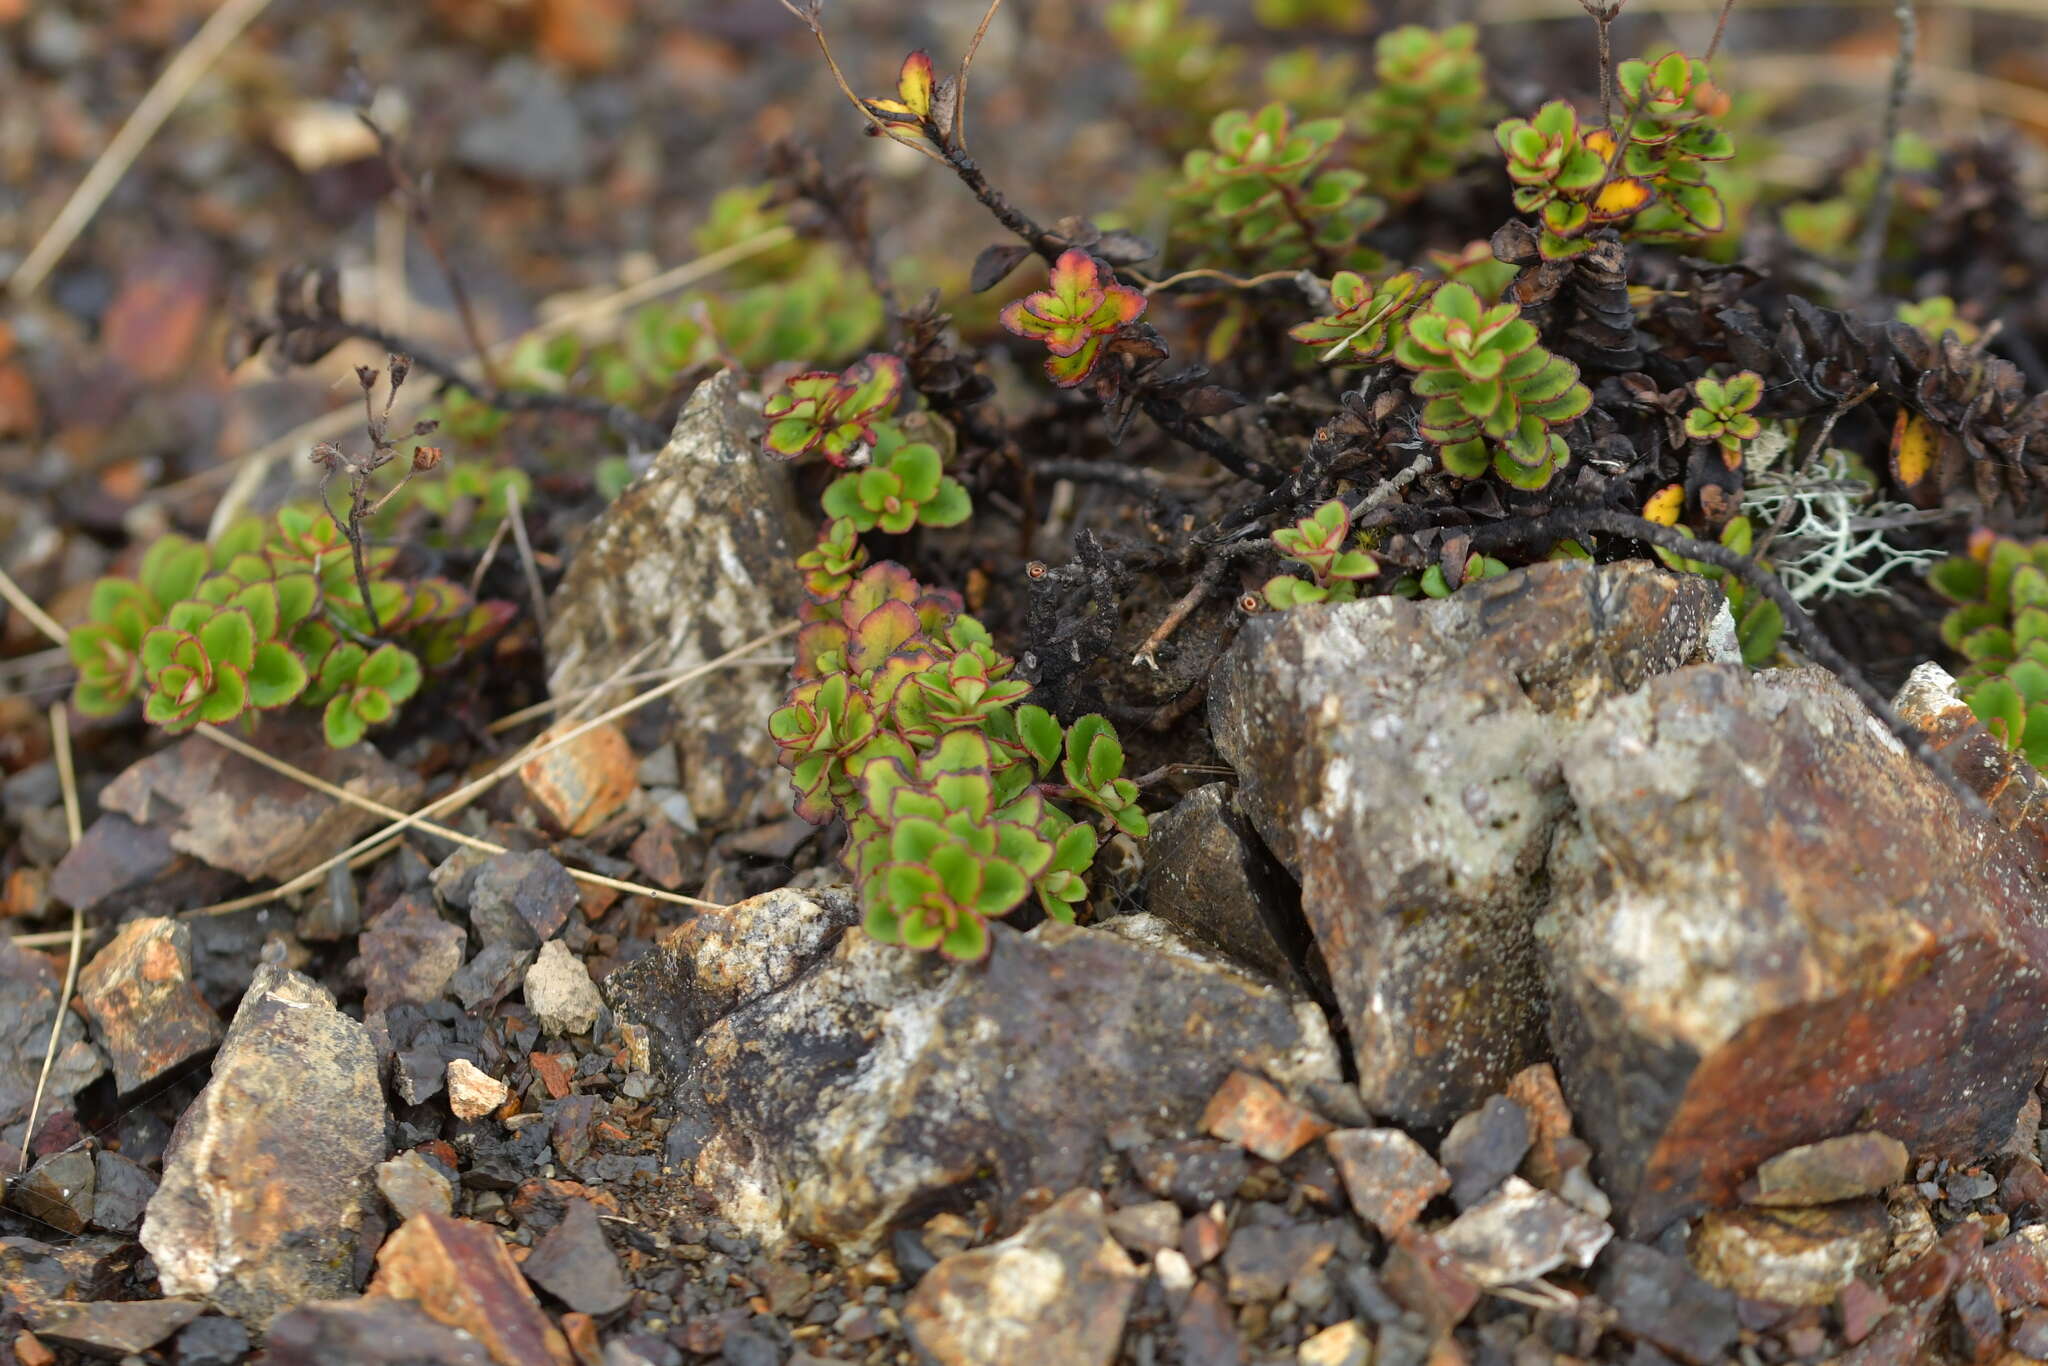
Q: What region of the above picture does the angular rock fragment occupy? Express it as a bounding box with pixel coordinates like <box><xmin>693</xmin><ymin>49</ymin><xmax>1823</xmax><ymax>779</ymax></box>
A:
<box><xmin>359</xmin><ymin>897</ymin><xmax>465</xmax><ymax>1015</ymax></box>
<box><xmin>1439</xmin><ymin>1094</ymin><xmax>1532</xmax><ymax>1209</ymax></box>
<box><xmin>543</xmin><ymin>371</ymin><xmax>809</xmax><ymax>829</ymax></box>
<box><xmin>1746</xmin><ymin>1132</ymin><xmax>1909</xmax><ymax>1208</ymax></box>
<box><xmin>602</xmin><ymin>886</ymin><xmax>857</xmax><ymax>1071</ymax></box>
<box><xmin>520</xmin><ymin>1198</ymin><xmax>630</xmax><ymax>1315</ymax></box>
<box><xmin>1598</xmin><ymin>1241</ymin><xmax>1739</xmax><ymax>1365</ymax></box>
<box><xmin>1104</xmin><ymin>1201</ymin><xmax>1181</xmax><ymax>1256</ymax></box>
<box><xmin>517</xmin><ymin>721</ymin><xmax>636</xmax><ymax>838</ymax></box>
<box><xmin>376</xmin><ymin>1150</ymin><xmax>454</xmax><ymax>1221</ymax></box>
<box><xmin>141</xmin><ymin>963</ymin><xmax>387</xmax><ymax>1328</ymax></box>
<box><xmin>1324</xmin><ymin>1128</ymin><xmax>1449</xmax><ymax>1238</ymax></box>
<box><xmin>9</xmin><ymin>1150</ymin><xmax>93</xmax><ymax>1234</ymax></box>
<box><xmin>1212</xmin><ymin>560</ymin><xmax>1718</xmax><ymax>1124</ymax></box>
<box><xmin>88</xmin><ymin>1151</ymin><xmax>155</xmax><ymax>1234</ymax></box>
<box><xmin>89</xmin><ymin>718</ymin><xmax>421</xmax><ymax>882</ymax></box>
<box><xmin>1141</xmin><ymin>782</ymin><xmax>1303</xmax><ymax>984</ymax></box>
<box><xmin>449</xmin><ymin>943</ymin><xmax>533</xmax><ymax>1013</ymax></box>
<box><xmin>1381</xmin><ymin>1229</ymin><xmax>1479</xmax><ymax>1335</ymax></box>
<box><xmin>902</xmin><ymin>1191</ymin><xmax>1139</xmax><ymax>1366</ymax></box>
<box><xmin>1200</xmin><ymin>1070</ymin><xmax>1331</xmax><ymax>1162</ymax></box>
<box><xmin>445</xmin><ymin>1060</ymin><xmax>509</xmax><ymax>1120</ymax></box>
<box><xmin>1221</xmin><ymin>1220</ymin><xmax>1336</xmax><ymax>1303</ymax></box>
<box><xmin>611</xmin><ymin>911</ymin><xmax>1337</xmax><ymax>1252</ymax></box>
<box><xmin>1544</xmin><ymin>666</ymin><xmax>2048</xmax><ymax>1234</ymax></box>
<box><xmin>75</xmin><ymin>917</ymin><xmax>222</xmax><ymax>1093</ymax></box>
<box><xmin>265</xmin><ymin>1296</ymin><xmax>494</xmax><ymax>1366</ymax></box>
<box><xmin>0</xmin><ymin>937</ymin><xmax>104</xmax><ymax>1142</ymax></box>
<box><xmin>370</xmin><ymin>1212</ymin><xmax>573</xmax><ymax>1366</ymax></box>
<box><xmin>1297</xmin><ymin>1320</ymin><xmax>1371</xmax><ymax>1366</ymax></box>
<box><xmin>525</xmin><ymin>939</ymin><xmax>602</xmax><ymax>1037</ymax></box>
<box><xmin>1688</xmin><ymin>1202</ymin><xmax>1890</xmax><ymax>1306</ymax></box>
<box><xmin>1436</xmin><ymin>1176</ymin><xmax>1610</xmax><ymax>1285</ymax></box>
<box><xmin>25</xmin><ymin>1298</ymin><xmax>201</xmax><ymax>1356</ymax></box>
<box><xmin>465</xmin><ymin>851</ymin><xmax>575</xmax><ymax>949</ymax></box>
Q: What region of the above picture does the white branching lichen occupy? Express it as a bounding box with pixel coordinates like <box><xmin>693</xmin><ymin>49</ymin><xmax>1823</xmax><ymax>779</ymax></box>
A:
<box><xmin>1742</xmin><ymin>447</ymin><xmax>1945</xmax><ymax>603</ymax></box>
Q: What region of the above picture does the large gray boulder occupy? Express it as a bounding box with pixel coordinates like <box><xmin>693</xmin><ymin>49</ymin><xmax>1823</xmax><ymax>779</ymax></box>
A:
<box><xmin>606</xmin><ymin>891</ymin><xmax>1339</xmax><ymax>1254</ymax></box>
<box><xmin>542</xmin><ymin>371</ymin><xmax>808</xmax><ymax>828</ymax></box>
<box><xmin>1210</xmin><ymin>559</ymin><xmax>1719</xmax><ymax>1125</ymax></box>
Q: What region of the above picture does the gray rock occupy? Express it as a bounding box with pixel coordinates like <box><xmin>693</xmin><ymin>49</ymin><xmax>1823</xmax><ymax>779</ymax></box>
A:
<box><xmin>376</xmin><ymin>1150</ymin><xmax>454</xmax><ymax>1221</ymax></box>
<box><xmin>1597</xmin><ymin>1241</ymin><xmax>1738</xmax><ymax>1366</ymax></box>
<box><xmin>903</xmin><ymin>1190</ymin><xmax>1139</xmax><ymax>1366</ymax></box>
<box><xmin>608</xmin><ymin>900</ymin><xmax>1338</xmax><ymax>1253</ymax></box>
<box><xmin>1140</xmin><ymin>782</ymin><xmax>1304</xmax><ymax>985</ymax></box>
<box><xmin>0</xmin><ymin>936</ymin><xmax>104</xmax><ymax>1146</ymax></box>
<box><xmin>141</xmin><ymin>963</ymin><xmax>387</xmax><ymax>1328</ymax></box>
<box><xmin>9</xmin><ymin>1150</ymin><xmax>94</xmax><ymax>1234</ymax></box>
<box><xmin>89</xmin><ymin>1150</ymin><xmax>157</xmax><ymax>1234</ymax></box>
<box><xmin>1434</xmin><ymin>1176</ymin><xmax>1610</xmax><ymax>1286</ymax></box>
<box><xmin>1542</xmin><ymin>665</ymin><xmax>2048</xmax><ymax>1235</ymax></box>
<box><xmin>1210</xmin><ymin>559</ymin><xmax>1718</xmax><ymax>1125</ymax></box>
<box><xmin>466</xmin><ymin>851</ymin><xmax>576</xmax><ymax>950</ymax></box>
<box><xmin>1439</xmin><ymin>1095</ymin><xmax>1532</xmax><ymax>1210</ymax></box>
<box><xmin>449</xmin><ymin>943</ymin><xmax>534</xmax><ymax>1012</ymax></box>
<box><xmin>521</xmin><ymin>1197</ymin><xmax>630</xmax><ymax>1315</ymax></box>
<box><xmin>455</xmin><ymin>57</ymin><xmax>590</xmax><ymax>186</ymax></box>
<box><xmin>526</xmin><ymin>939</ymin><xmax>603</xmax><ymax>1037</ymax></box>
<box><xmin>264</xmin><ymin>1296</ymin><xmax>494</xmax><ymax>1366</ymax></box>
<box><xmin>543</xmin><ymin>371</ymin><xmax>809</xmax><ymax>829</ymax></box>
<box><xmin>26</xmin><ymin>1298</ymin><xmax>202</xmax><ymax>1356</ymax></box>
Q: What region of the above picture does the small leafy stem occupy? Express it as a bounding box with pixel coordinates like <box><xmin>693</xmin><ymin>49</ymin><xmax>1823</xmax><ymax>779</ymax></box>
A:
<box><xmin>311</xmin><ymin>356</ymin><xmax>442</xmax><ymax>639</ymax></box>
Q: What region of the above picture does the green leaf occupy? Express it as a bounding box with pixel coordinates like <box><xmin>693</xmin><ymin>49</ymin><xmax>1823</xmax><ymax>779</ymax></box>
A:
<box><xmin>1017</xmin><ymin>705</ymin><xmax>1063</xmax><ymax>775</ymax></box>
<box><xmin>939</xmin><ymin>914</ymin><xmax>989</xmax><ymax>962</ymax></box>
<box><xmin>197</xmin><ymin>665</ymin><xmax>250</xmax><ymax>724</ymax></box>
<box><xmin>246</xmin><ymin>642</ymin><xmax>309</xmax><ymax>709</ymax></box>
<box><xmin>323</xmin><ymin>695</ymin><xmax>368</xmax><ymax>747</ymax></box>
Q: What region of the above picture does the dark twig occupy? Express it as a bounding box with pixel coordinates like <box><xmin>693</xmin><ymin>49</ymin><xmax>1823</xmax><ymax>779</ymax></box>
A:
<box><xmin>359</xmin><ymin>110</ymin><xmax>501</xmax><ymax>391</ymax></box>
<box><xmin>940</xmin><ymin>143</ymin><xmax>1062</xmax><ymax>263</ymax></box>
<box><xmin>1702</xmin><ymin>0</ymin><xmax>1739</xmax><ymax>64</ymax></box>
<box><xmin>1578</xmin><ymin>1</ymin><xmax>1627</xmax><ymax>126</ymax></box>
<box><xmin>331</xmin><ymin>316</ymin><xmax>666</xmax><ymax>450</ymax></box>
<box><xmin>1138</xmin><ymin>394</ymin><xmax>1283</xmax><ymax>488</ymax></box>
<box><xmin>1452</xmin><ymin>506</ymin><xmax>1988</xmax><ymax>820</ymax></box>
<box><xmin>310</xmin><ymin>356</ymin><xmax>444</xmax><ymax>639</ymax></box>
<box><xmin>1851</xmin><ymin>0</ymin><xmax>1917</xmax><ymax>301</ymax></box>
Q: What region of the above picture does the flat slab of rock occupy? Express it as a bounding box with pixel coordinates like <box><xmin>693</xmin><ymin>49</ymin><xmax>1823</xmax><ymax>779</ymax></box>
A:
<box><xmin>26</xmin><ymin>1297</ymin><xmax>202</xmax><ymax>1356</ymax></box>
<box><xmin>1747</xmin><ymin>1132</ymin><xmax>1908</xmax><ymax>1207</ymax></box>
<box><xmin>608</xmin><ymin>898</ymin><xmax>1338</xmax><ymax>1253</ymax></box>
<box><xmin>86</xmin><ymin>717</ymin><xmax>421</xmax><ymax>882</ymax></box>
<box><xmin>1211</xmin><ymin>559</ymin><xmax>1717</xmax><ymax>1125</ymax></box>
<box><xmin>141</xmin><ymin>963</ymin><xmax>387</xmax><ymax>1328</ymax></box>
<box><xmin>1542</xmin><ymin>665</ymin><xmax>2048</xmax><ymax>1234</ymax></box>
<box><xmin>76</xmin><ymin>917</ymin><xmax>222</xmax><ymax>1094</ymax></box>
<box><xmin>903</xmin><ymin>1190</ymin><xmax>1139</xmax><ymax>1366</ymax></box>
<box><xmin>265</xmin><ymin>1295</ymin><xmax>494</xmax><ymax>1366</ymax></box>
<box><xmin>543</xmin><ymin>370</ymin><xmax>807</xmax><ymax>828</ymax></box>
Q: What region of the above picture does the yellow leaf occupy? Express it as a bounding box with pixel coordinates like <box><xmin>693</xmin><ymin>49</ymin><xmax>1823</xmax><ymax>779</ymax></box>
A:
<box><xmin>1643</xmin><ymin>483</ymin><xmax>1685</xmax><ymax>526</ymax></box>
<box><xmin>1890</xmin><ymin>409</ymin><xmax>1936</xmax><ymax>490</ymax></box>
<box><xmin>897</xmin><ymin>50</ymin><xmax>935</xmax><ymax>119</ymax></box>
<box><xmin>1590</xmin><ymin>177</ymin><xmax>1655</xmax><ymax>221</ymax></box>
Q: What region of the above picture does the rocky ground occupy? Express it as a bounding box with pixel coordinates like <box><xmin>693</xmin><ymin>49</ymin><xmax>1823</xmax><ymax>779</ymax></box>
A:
<box><xmin>11</xmin><ymin>1</ymin><xmax>2048</xmax><ymax>1365</ymax></box>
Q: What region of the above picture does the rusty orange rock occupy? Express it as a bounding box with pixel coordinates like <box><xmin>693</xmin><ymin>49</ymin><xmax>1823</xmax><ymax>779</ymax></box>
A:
<box><xmin>370</xmin><ymin>1213</ymin><xmax>572</xmax><ymax>1366</ymax></box>
<box><xmin>518</xmin><ymin>721</ymin><xmax>636</xmax><ymax>836</ymax></box>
